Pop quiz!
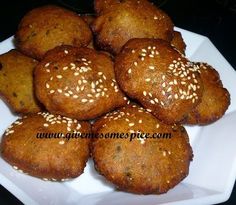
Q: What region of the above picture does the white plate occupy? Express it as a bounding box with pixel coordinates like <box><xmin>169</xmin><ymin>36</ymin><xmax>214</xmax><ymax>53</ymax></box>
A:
<box><xmin>1</xmin><ymin>28</ymin><xmax>236</xmax><ymax>205</ymax></box>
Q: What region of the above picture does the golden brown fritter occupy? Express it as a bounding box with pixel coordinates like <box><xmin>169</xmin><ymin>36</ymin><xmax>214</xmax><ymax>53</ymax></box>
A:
<box><xmin>15</xmin><ymin>5</ymin><xmax>92</xmax><ymax>60</ymax></box>
<box><xmin>184</xmin><ymin>63</ymin><xmax>230</xmax><ymax>125</ymax></box>
<box><xmin>92</xmin><ymin>104</ymin><xmax>193</xmax><ymax>194</ymax></box>
<box><xmin>34</xmin><ymin>45</ymin><xmax>127</xmax><ymax>120</ymax></box>
<box><xmin>92</xmin><ymin>0</ymin><xmax>174</xmax><ymax>54</ymax></box>
<box><xmin>0</xmin><ymin>49</ymin><xmax>42</xmax><ymax>114</ymax></box>
<box><xmin>171</xmin><ymin>31</ymin><xmax>186</xmax><ymax>55</ymax></box>
<box><xmin>115</xmin><ymin>38</ymin><xmax>203</xmax><ymax>124</ymax></box>
<box><xmin>1</xmin><ymin>112</ymin><xmax>91</xmax><ymax>181</ymax></box>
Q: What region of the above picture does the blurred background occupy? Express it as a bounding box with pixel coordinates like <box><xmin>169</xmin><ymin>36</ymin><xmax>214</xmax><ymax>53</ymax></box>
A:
<box><xmin>0</xmin><ymin>0</ymin><xmax>236</xmax><ymax>204</ymax></box>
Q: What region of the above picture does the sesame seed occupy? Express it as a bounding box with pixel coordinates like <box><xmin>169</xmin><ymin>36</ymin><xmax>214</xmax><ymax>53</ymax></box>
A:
<box><xmin>141</xmin><ymin>49</ymin><xmax>147</xmax><ymax>53</ymax></box>
<box><xmin>138</xmin><ymin>120</ymin><xmax>142</xmax><ymax>123</ymax></box>
<box><xmin>162</xmin><ymin>90</ymin><xmax>166</xmax><ymax>96</ymax></box>
<box><xmin>56</xmin><ymin>75</ymin><xmax>62</xmax><ymax>79</ymax></box>
<box><xmin>44</xmin><ymin>63</ymin><xmax>50</xmax><ymax>67</ymax></box>
<box><xmin>64</xmin><ymin>50</ymin><xmax>68</xmax><ymax>54</ymax></box>
<box><xmin>98</xmin><ymin>72</ymin><xmax>103</xmax><ymax>75</ymax></box>
<box><xmin>57</xmin><ymin>89</ymin><xmax>62</xmax><ymax>93</ymax></box>
<box><xmin>150</xmin><ymin>100</ymin><xmax>155</xmax><ymax>104</ymax></box>
<box><xmin>156</xmin><ymin>124</ymin><xmax>160</xmax><ymax>129</ymax></box>
<box><xmin>154</xmin><ymin>98</ymin><xmax>159</xmax><ymax>103</ymax></box>
<box><xmin>43</xmin><ymin>123</ymin><xmax>49</xmax><ymax>127</ymax></box>
<box><xmin>154</xmin><ymin>16</ymin><xmax>158</xmax><ymax>20</ymax></box>
<box><xmin>63</xmin><ymin>66</ymin><xmax>68</xmax><ymax>70</ymax></box>
<box><xmin>46</xmin><ymin>83</ymin><xmax>50</xmax><ymax>89</ymax></box>
<box><xmin>174</xmin><ymin>94</ymin><xmax>179</xmax><ymax>99</ymax></box>
<box><xmin>134</xmin><ymin>62</ymin><xmax>138</xmax><ymax>66</ymax></box>
<box><xmin>74</xmin><ymin>72</ymin><xmax>79</xmax><ymax>76</ymax></box>
<box><xmin>149</xmin><ymin>66</ymin><xmax>155</xmax><ymax>70</ymax></box>
<box><xmin>49</xmin><ymin>90</ymin><xmax>55</xmax><ymax>94</ymax></box>
<box><xmin>128</xmin><ymin>68</ymin><xmax>132</xmax><ymax>74</ymax></box>
<box><xmin>132</xmin><ymin>50</ymin><xmax>135</xmax><ymax>53</ymax></box>
<box><xmin>59</xmin><ymin>140</ymin><xmax>65</xmax><ymax>145</ymax></box>
<box><xmin>129</xmin><ymin>123</ymin><xmax>135</xmax><ymax>127</ymax></box>
<box><xmin>143</xmin><ymin>91</ymin><xmax>147</xmax><ymax>96</ymax></box>
<box><xmin>162</xmin><ymin>82</ymin><xmax>166</xmax><ymax>87</ymax></box>
<box><xmin>145</xmin><ymin>78</ymin><xmax>151</xmax><ymax>82</ymax></box>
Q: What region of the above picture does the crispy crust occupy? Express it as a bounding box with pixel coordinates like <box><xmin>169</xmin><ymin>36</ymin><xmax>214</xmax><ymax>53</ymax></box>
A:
<box><xmin>0</xmin><ymin>49</ymin><xmax>43</xmax><ymax>114</ymax></box>
<box><xmin>34</xmin><ymin>45</ymin><xmax>127</xmax><ymax>120</ymax></box>
<box><xmin>115</xmin><ymin>38</ymin><xmax>203</xmax><ymax>124</ymax></box>
<box><xmin>1</xmin><ymin>112</ymin><xmax>91</xmax><ymax>181</ymax></box>
<box><xmin>92</xmin><ymin>104</ymin><xmax>193</xmax><ymax>194</ymax></box>
<box><xmin>15</xmin><ymin>5</ymin><xmax>92</xmax><ymax>60</ymax></box>
<box><xmin>92</xmin><ymin>0</ymin><xmax>174</xmax><ymax>54</ymax></box>
<box><xmin>184</xmin><ymin>63</ymin><xmax>230</xmax><ymax>125</ymax></box>
<box><xmin>171</xmin><ymin>31</ymin><xmax>186</xmax><ymax>55</ymax></box>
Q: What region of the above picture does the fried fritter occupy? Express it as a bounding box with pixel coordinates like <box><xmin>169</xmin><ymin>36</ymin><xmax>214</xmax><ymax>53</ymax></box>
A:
<box><xmin>1</xmin><ymin>112</ymin><xmax>91</xmax><ymax>181</ymax></box>
<box><xmin>115</xmin><ymin>38</ymin><xmax>203</xmax><ymax>124</ymax></box>
<box><xmin>184</xmin><ymin>63</ymin><xmax>230</xmax><ymax>125</ymax></box>
<box><xmin>171</xmin><ymin>31</ymin><xmax>186</xmax><ymax>55</ymax></box>
<box><xmin>0</xmin><ymin>49</ymin><xmax>42</xmax><ymax>114</ymax></box>
<box><xmin>92</xmin><ymin>0</ymin><xmax>174</xmax><ymax>54</ymax></box>
<box><xmin>34</xmin><ymin>45</ymin><xmax>127</xmax><ymax>120</ymax></box>
<box><xmin>15</xmin><ymin>5</ymin><xmax>92</xmax><ymax>60</ymax></box>
<box><xmin>92</xmin><ymin>104</ymin><xmax>193</xmax><ymax>194</ymax></box>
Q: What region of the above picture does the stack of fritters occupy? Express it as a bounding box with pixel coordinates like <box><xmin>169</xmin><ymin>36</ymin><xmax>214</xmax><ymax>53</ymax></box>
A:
<box><xmin>0</xmin><ymin>0</ymin><xmax>230</xmax><ymax>195</ymax></box>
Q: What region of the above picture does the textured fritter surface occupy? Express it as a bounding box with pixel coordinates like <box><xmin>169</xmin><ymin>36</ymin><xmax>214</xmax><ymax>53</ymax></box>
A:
<box><xmin>35</xmin><ymin>45</ymin><xmax>127</xmax><ymax>120</ymax></box>
<box><xmin>92</xmin><ymin>104</ymin><xmax>193</xmax><ymax>194</ymax></box>
<box><xmin>115</xmin><ymin>38</ymin><xmax>203</xmax><ymax>124</ymax></box>
<box><xmin>171</xmin><ymin>31</ymin><xmax>186</xmax><ymax>55</ymax></box>
<box><xmin>92</xmin><ymin>0</ymin><xmax>174</xmax><ymax>54</ymax></box>
<box><xmin>184</xmin><ymin>63</ymin><xmax>230</xmax><ymax>124</ymax></box>
<box><xmin>1</xmin><ymin>112</ymin><xmax>91</xmax><ymax>181</ymax></box>
<box><xmin>16</xmin><ymin>5</ymin><xmax>92</xmax><ymax>60</ymax></box>
<box><xmin>0</xmin><ymin>50</ymin><xmax>42</xmax><ymax>113</ymax></box>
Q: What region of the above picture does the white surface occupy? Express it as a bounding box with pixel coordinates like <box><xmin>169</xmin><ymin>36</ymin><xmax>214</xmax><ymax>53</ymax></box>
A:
<box><xmin>0</xmin><ymin>28</ymin><xmax>236</xmax><ymax>205</ymax></box>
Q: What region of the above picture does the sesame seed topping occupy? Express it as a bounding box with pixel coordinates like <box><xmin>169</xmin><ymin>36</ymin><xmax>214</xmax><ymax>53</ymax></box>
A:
<box><xmin>64</xmin><ymin>50</ymin><xmax>68</xmax><ymax>54</ymax></box>
<box><xmin>143</xmin><ymin>91</ymin><xmax>147</xmax><ymax>96</ymax></box>
<box><xmin>44</xmin><ymin>63</ymin><xmax>50</xmax><ymax>67</ymax></box>
<box><xmin>56</xmin><ymin>75</ymin><xmax>62</xmax><ymax>79</ymax></box>
<box><xmin>43</xmin><ymin>123</ymin><xmax>49</xmax><ymax>127</ymax></box>
<box><xmin>129</xmin><ymin>123</ymin><xmax>135</xmax><ymax>127</ymax></box>
<box><xmin>149</xmin><ymin>66</ymin><xmax>155</xmax><ymax>70</ymax></box>
<box><xmin>128</xmin><ymin>68</ymin><xmax>132</xmax><ymax>74</ymax></box>
<box><xmin>145</xmin><ymin>78</ymin><xmax>151</xmax><ymax>82</ymax></box>
<box><xmin>59</xmin><ymin>140</ymin><xmax>65</xmax><ymax>145</ymax></box>
<box><xmin>134</xmin><ymin>62</ymin><xmax>138</xmax><ymax>66</ymax></box>
<box><xmin>81</xmin><ymin>99</ymin><xmax>88</xmax><ymax>103</ymax></box>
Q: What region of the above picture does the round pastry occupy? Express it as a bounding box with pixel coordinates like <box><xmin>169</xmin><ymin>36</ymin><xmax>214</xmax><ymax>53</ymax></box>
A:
<box><xmin>0</xmin><ymin>49</ymin><xmax>42</xmax><ymax>113</ymax></box>
<box><xmin>115</xmin><ymin>38</ymin><xmax>203</xmax><ymax>124</ymax></box>
<box><xmin>171</xmin><ymin>31</ymin><xmax>186</xmax><ymax>55</ymax></box>
<box><xmin>92</xmin><ymin>104</ymin><xmax>193</xmax><ymax>194</ymax></box>
<box><xmin>1</xmin><ymin>112</ymin><xmax>91</xmax><ymax>181</ymax></box>
<box><xmin>15</xmin><ymin>5</ymin><xmax>92</xmax><ymax>60</ymax></box>
<box><xmin>92</xmin><ymin>0</ymin><xmax>174</xmax><ymax>54</ymax></box>
<box><xmin>34</xmin><ymin>45</ymin><xmax>127</xmax><ymax>120</ymax></box>
<box><xmin>184</xmin><ymin>63</ymin><xmax>230</xmax><ymax>125</ymax></box>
